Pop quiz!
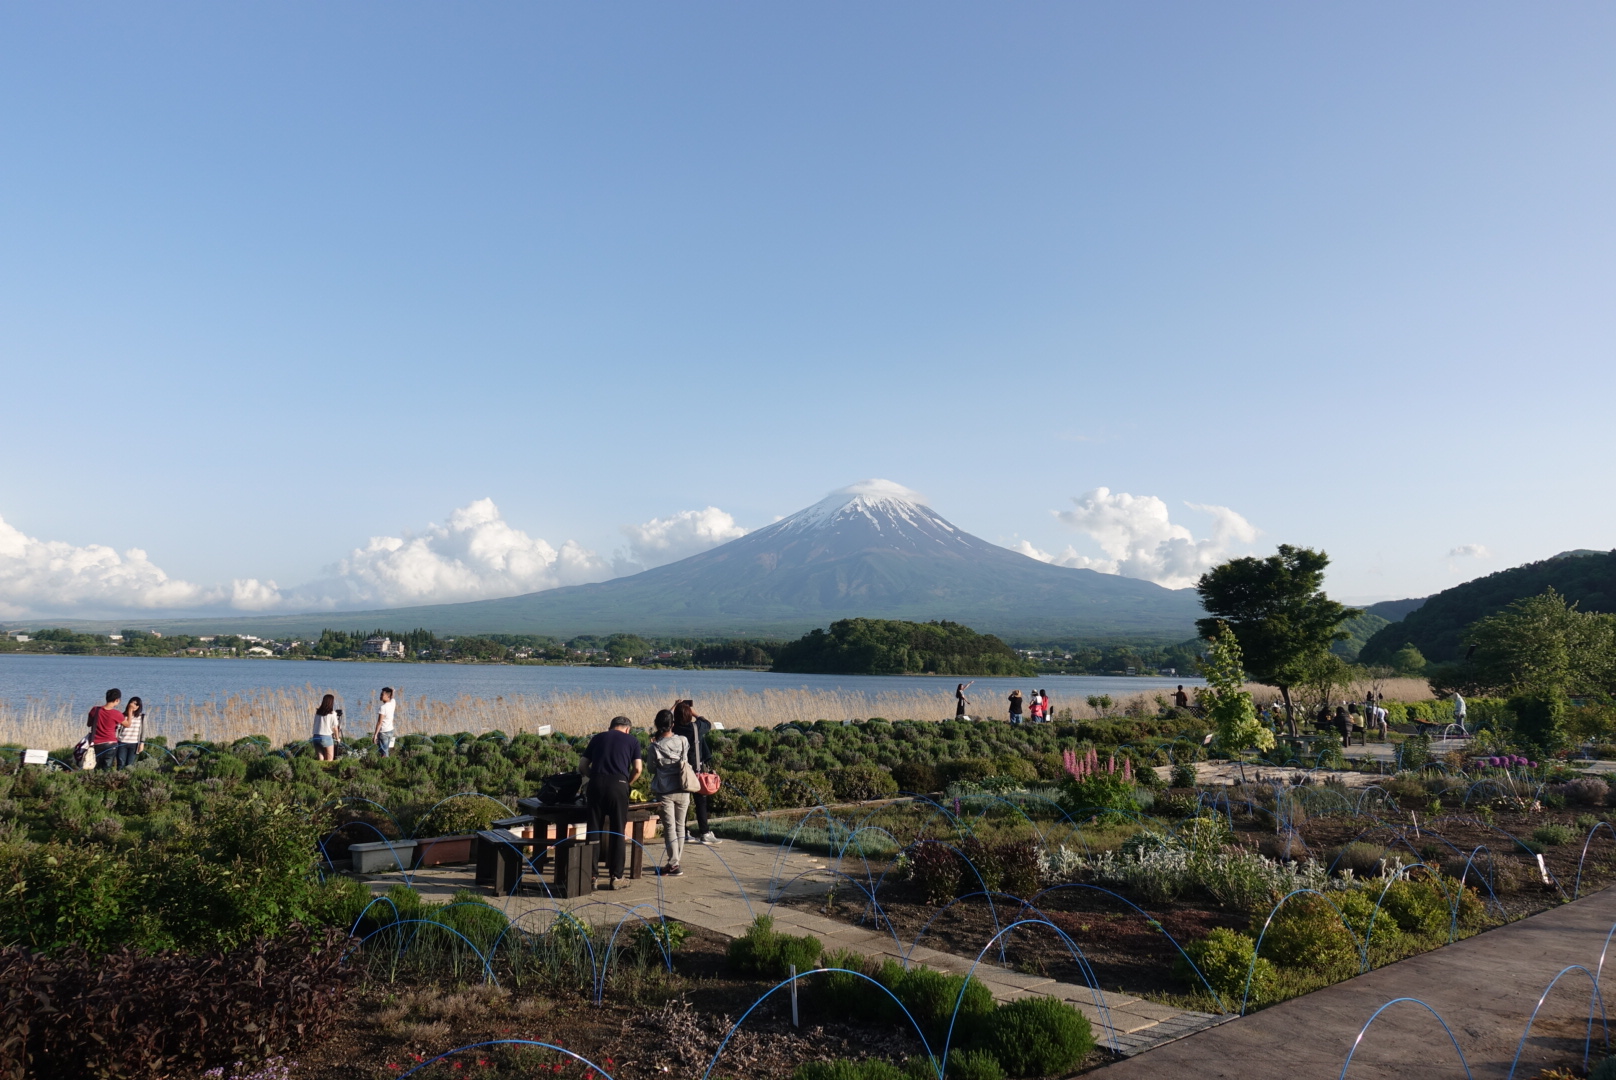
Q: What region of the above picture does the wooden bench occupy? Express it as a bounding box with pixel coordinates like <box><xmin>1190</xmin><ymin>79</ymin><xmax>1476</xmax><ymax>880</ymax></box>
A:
<box><xmin>511</xmin><ymin>799</ymin><xmax>658</xmax><ymax>883</ymax></box>
<box><xmin>474</xmin><ymin>831</ymin><xmax>600</xmax><ymax>898</ymax></box>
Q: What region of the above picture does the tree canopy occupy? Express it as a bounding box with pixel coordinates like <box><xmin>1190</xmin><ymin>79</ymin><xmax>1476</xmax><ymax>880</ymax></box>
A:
<box><xmin>1430</xmin><ymin>589</ymin><xmax>1616</xmax><ymax>698</ymax></box>
<box><xmin>1195</xmin><ymin>545</ymin><xmax>1357</xmax><ymax>715</ymax></box>
<box><xmin>770</xmin><ymin>618</ymin><xmax>1035</xmax><ymax>676</ymax></box>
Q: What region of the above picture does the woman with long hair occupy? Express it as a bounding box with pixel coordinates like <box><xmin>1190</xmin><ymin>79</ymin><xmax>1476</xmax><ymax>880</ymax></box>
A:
<box><xmin>672</xmin><ymin>699</ymin><xmax>721</xmax><ymax>846</ymax></box>
<box><xmin>312</xmin><ymin>693</ymin><xmax>342</xmax><ymax>761</ymax></box>
<box><xmin>116</xmin><ymin>696</ymin><xmax>145</xmax><ymax>768</ymax></box>
<box><xmin>648</xmin><ymin>709</ymin><xmax>690</xmax><ymax>876</ymax></box>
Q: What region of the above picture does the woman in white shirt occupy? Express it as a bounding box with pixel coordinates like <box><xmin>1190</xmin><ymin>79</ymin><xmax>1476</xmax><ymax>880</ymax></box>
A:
<box><xmin>116</xmin><ymin>696</ymin><xmax>145</xmax><ymax>769</ymax></box>
<box><xmin>312</xmin><ymin>694</ymin><xmax>342</xmax><ymax>761</ymax></box>
<box><xmin>372</xmin><ymin>687</ymin><xmax>397</xmax><ymax>757</ymax></box>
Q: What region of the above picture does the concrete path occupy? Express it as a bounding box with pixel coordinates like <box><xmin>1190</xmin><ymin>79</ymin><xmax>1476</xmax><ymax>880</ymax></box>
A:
<box><xmin>1091</xmin><ymin>881</ymin><xmax>1616</xmax><ymax>1079</ymax></box>
<box><xmin>365</xmin><ymin>837</ymin><xmax>1223</xmax><ymax>1056</ymax></box>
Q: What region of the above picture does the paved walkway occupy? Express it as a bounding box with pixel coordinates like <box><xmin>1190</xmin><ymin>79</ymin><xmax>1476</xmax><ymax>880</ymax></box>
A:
<box><xmin>1091</xmin><ymin>879</ymin><xmax>1616</xmax><ymax>1079</ymax></box>
<box><xmin>364</xmin><ymin>837</ymin><xmax>1223</xmax><ymax>1056</ymax></box>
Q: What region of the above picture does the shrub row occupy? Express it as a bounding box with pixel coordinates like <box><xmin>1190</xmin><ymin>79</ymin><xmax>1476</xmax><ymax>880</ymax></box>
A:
<box><xmin>0</xmin><ymin>924</ymin><xmax>351</xmax><ymax>1080</ymax></box>
<box><xmin>806</xmin><ymin>944</ymin><xmax>1094</xmax><ymax>1078</ymax></box>
<box><xmin>909</xmin><ymin>838</ymin><xmax>1042</xmax><ymax>903</ymax></box>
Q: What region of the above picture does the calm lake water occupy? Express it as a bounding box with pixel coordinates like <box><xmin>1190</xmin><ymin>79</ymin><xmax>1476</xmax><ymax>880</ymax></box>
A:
<box><xmin>0</xmin><ymin>654</ymin><xmax>1202</xmax><ymax>716</ymax></box>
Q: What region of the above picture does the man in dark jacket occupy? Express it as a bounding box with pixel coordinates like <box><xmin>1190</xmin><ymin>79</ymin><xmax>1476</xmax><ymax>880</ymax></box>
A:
<box><xmin>672</xmin><ymin>700</ymin><xmax>722</xmax><ymax>846</ymax></box>
<box><xmin>579</xmin><ymin>716</ymin><xmax>643</xmax><ymax>890</ymax></box>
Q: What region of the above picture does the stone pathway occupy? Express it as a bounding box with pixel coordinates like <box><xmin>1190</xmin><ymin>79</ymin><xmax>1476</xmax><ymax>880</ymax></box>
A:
<box><xmin>365</xmin><ymin>836</ymin><xmax>1224</xmax><ymax>1056</ymax></box>
<box><xmin>1089</xmin><ymin>878</ymin><xmax>1616</xmax><ymax>1078</ymax></box>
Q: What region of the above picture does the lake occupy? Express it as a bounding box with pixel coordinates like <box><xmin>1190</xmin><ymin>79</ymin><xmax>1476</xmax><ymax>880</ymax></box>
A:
<box><xmin>0</xmin><ymin>654</ymin><xmax>1201</xmax><ymax>715</ymax></box>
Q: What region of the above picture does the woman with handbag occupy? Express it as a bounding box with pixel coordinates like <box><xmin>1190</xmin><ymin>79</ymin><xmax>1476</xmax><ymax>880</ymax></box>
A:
<box><xmin>648</xmin><ymin>709</ymin><xmax>694</xmax><ymax>877</ymax></box>
<box><xmin>672</xmin><ymin>700</ymin><xmax>722</xmax><ymax>846</ymax></box>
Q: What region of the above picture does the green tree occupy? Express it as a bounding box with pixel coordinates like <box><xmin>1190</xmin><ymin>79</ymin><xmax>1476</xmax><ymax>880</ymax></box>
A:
<box><xmin>1195</xmin><ymin>545</ymin><xmax>1357</xmax><ymax>730</ymax></box>
<box><xmin>1202</xmin><ymin>625</ymin><xmax>1275</xmax><ymax>755</ymax></box>
<box><xmin>1390</xmin><ymin>643</ymin><xmax>1427</xmax><ymax>677</ymax></box>
<box><xmin>1464</xmin><ymin>590</ymin><xmax>1616</xmax><ymax>697</ymax></box>
<box><xmin>604</xmin><ymin>633</ymin><xmax>651</xmax><ymax>661</ymax></box>
<box><xmin>1296</xmin><ymin>651</ymin><xmax>1354</xmax><ymax>716</ymax></box>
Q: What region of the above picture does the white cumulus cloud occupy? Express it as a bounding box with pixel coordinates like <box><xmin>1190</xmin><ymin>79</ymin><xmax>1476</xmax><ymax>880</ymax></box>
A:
<box><xmin>616</xmin><ymin>506</ymin><xmax>749</xmax><ymax>573</ymax></box>
<box><xmin>0</xmin><ymin>514</ymin><xmax>218</xmax><ymax>618</ymax></box>
<box><xmin>248</xmin><ymin>498</ymin><xmax>613</xmax><ymax>610</ymax></box>
<box><xmin>3</xmin><ymin>497</ymin><xmax>766</xmax><ymax>618</ymax></box>
<box><xmin>1016</xmin><ymin>487</ymin><xmax>1259</xmax><ymax>589</ymax></box>
<box><xmin>1448</xmin><ymin>543</ymin><xmax>1490</xmax><ymax>559</ymax></box>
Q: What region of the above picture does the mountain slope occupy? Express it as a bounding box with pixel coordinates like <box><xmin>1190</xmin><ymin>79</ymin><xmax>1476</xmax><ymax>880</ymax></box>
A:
<box><xmin>141</xmin><ymin>481</ymin><xmax>1206</xmax><ymax>639</ymax></box>
<box><xmin>1359</xmin><ymin>549</ymin><xmax>1616</xmax><ymax>665</ymax></box>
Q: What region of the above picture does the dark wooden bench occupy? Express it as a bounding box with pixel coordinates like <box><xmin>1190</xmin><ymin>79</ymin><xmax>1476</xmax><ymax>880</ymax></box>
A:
<box><xmin>474</xmin><ymin>830</ymin><xmax>600</xmax><ymax>898</ymax></box>
<box><xmin>511</xmin><ymin>799</ymin><xmax>658</xmax><ymax>884</ymax></box>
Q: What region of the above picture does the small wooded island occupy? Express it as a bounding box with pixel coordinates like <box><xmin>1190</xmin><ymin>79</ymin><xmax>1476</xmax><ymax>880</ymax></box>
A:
<box><xmin>770</xmin><ymin>618</ymin><xmax>1036</xmax><ymax>676</ymax></box>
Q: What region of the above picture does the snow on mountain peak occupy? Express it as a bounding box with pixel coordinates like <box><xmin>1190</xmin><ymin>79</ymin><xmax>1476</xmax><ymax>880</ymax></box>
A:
<box><xmin>774</xmin><ymin>479</ymin><xmax>956</xmax><ymax>538</ymax></box>
<box><xmin>833</xmin><ymin>479</ymin><xmax>927</xmax><ymax>505</ymax></box>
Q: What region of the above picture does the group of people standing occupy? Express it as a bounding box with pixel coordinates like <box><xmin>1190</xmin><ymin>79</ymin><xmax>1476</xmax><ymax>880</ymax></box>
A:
<box><xmin>83</xmin><ymin>688</ymin><xmax>145</xmax><ymax>769</ymax></box>
<box><xmin>578</xmin><ymin>699</ymin><xmax>721</xmax><ymax>891</ymax></box>
<box><xmin>81</xmin><ymin>685</ymin><xmax>399</xmax><ymax>768</ymax></box>
<box><xmin>309</xmin><ymin>687</ymin><xmax>397</xmax><ymax>761</ymax></box>
<box><xmin>950</xmin><ymin>681</ymin><xmax>1054</xmax><ymax>723</ymax></box>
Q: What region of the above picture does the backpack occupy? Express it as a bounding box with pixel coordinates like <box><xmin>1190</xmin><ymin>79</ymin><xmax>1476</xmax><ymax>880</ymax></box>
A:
<box><xmin>536</xmin><ymin>772</ymin><xmax>587</xmax><ymax>806</ymax></box>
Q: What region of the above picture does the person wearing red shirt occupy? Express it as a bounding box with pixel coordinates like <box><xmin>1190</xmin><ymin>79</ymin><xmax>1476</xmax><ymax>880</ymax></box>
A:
<box><xmin>87</xmin><ymin>688</ymin><xmax>125</xmax><ymax>771</ymax></box>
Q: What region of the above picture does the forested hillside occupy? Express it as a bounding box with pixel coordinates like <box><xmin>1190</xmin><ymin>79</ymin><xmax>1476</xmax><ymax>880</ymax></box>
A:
<box><xmin>1360</xmin><ymin>550</ymin><xmax>1616</xmax><ymax>665</ymax></box>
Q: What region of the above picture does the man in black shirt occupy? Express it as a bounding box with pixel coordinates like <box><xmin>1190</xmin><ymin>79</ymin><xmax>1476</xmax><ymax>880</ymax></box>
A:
<box><xmin>580</xmin><ymin>716</ymin><xmax>643</xmax><ymax>890</ymax></box>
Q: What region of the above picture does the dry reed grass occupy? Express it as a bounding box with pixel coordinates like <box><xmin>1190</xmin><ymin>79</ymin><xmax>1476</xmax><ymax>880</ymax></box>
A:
<box><xmin>0</xmin><ymin>675</ymin><xmax>1435</xmax><ymax>751</ymax></box>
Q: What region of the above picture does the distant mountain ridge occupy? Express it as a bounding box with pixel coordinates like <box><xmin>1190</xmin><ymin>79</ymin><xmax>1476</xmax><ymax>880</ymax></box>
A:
<box><xmin>1359</xmin><ymin>549</ymin><xmax>1616</xmax><ymax>665</ymax></box>
<box><xmin>121</xmin><ymin>481</ymin><xmax>1208</xmax><ymax>640</ymax></box>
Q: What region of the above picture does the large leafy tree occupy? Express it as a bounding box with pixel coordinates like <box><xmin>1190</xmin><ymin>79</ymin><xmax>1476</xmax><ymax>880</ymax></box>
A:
<box><xmin>1457</xmin><ymin>589</ymin><xmax>1616</xmax><ymax>697</ymax></box>
<box><xmin>1195</xmin><ymin>545</ymin><xmax>1357</xmax><ymax>727</ymax></box>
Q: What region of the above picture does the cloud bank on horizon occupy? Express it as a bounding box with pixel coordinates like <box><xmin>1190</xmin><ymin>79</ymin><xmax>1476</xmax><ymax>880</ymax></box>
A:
<box><xmin>0</xmin><ymin>499</ymin><xmax>755</xmax><ymax>620</ymax></box>
<box><xmin>1013</xmin><ymin>487</ymin><xmax>1261</xmax><ymax>590</ymax></box>
<box><xmin>0</xmin><ymin>482</ymin><xmax>1399</xmax><ymax>618</ymax></box>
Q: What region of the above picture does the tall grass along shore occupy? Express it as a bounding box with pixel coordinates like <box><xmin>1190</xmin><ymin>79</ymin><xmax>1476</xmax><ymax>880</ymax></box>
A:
<box><xmin>0</xmin><ymin>678</ymin><xmax>1433</xmax><ymax>750</ymax></box>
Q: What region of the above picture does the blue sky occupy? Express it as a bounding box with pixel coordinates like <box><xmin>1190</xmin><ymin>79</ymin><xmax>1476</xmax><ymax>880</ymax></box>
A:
<box><xmin>2</xmin><ymin>3</ymin><xmax>1614</xmax><ymax>619</ymax></box>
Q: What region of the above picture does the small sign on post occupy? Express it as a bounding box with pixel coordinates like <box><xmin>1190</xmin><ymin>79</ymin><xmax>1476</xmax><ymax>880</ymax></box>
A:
<box><xmin>536</xmin><ymin>725</ymin><xmax>553</xmax><ymax>736</ymax></box>
<box><xmin>21</xmin><ymin>749</ymin><xmax>48</xmax><ymax>766</ymax></box>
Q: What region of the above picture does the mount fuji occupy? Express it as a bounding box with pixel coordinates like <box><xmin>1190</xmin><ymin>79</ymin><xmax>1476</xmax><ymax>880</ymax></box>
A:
<box><xmin>252</xmin><ymin>480</ymin><xmax>1206</xmax><ymax>639</ymax></box>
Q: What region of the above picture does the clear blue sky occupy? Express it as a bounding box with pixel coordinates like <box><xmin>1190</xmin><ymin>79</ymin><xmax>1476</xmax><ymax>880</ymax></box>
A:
<box><xmin>2</xmin><ymin>3</ymin><xmax>1613</xmax><ymax>618</ymax></box>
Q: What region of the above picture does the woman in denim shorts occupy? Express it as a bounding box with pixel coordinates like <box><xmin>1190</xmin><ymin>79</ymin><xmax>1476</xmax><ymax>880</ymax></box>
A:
<box><xmin>312</xmin><ymin>694</ymin><xmax>342</xmax><ymax>760</ymax></box>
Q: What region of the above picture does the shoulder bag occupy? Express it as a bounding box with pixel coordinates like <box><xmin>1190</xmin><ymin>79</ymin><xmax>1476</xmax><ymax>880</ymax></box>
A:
<box><xmin>692</xmin><ymin>732</ymin><xmax>721</xmax><ymax>796</ymax></box>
